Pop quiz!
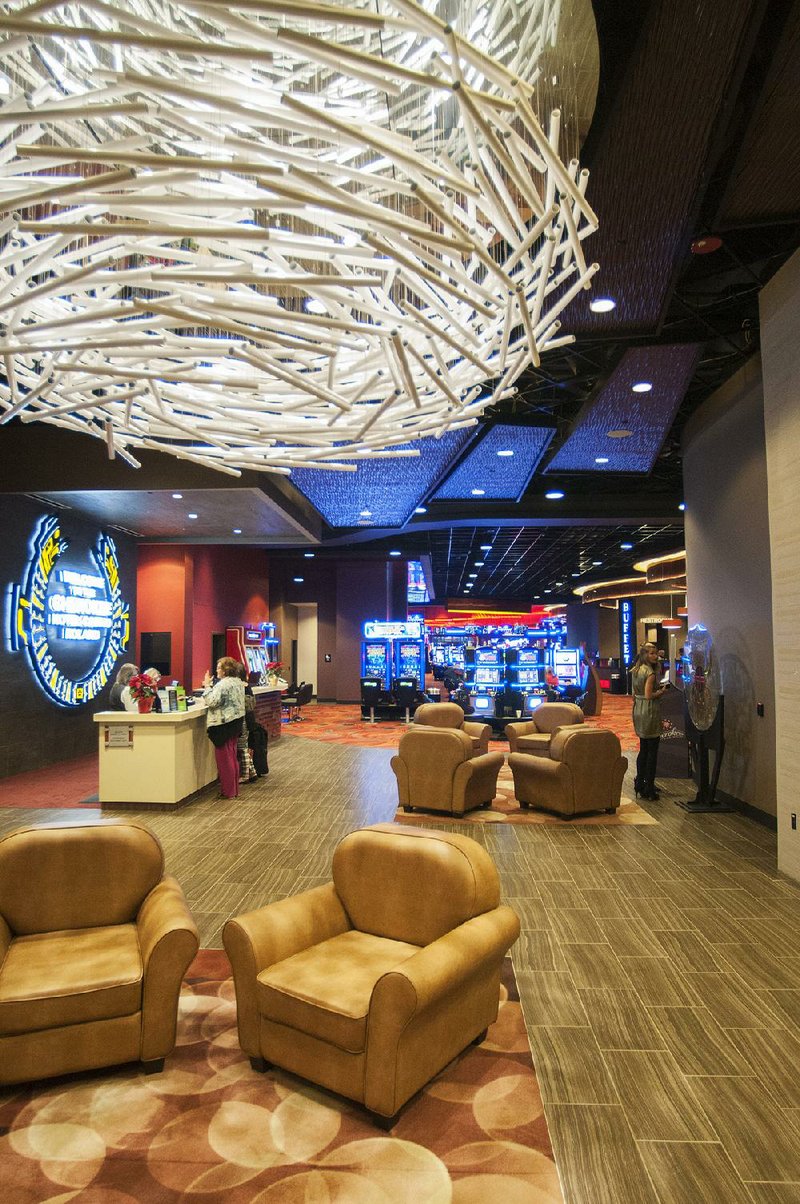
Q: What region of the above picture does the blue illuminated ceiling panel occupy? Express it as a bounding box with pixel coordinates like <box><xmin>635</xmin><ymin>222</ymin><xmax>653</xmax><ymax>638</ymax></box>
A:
<box><xmin>546</xmin><ymin>345</ymin><xmax>702</xmax><ymax>473</ymax></box>
<box><xmin>290</xmin><ymin>429</ymin><xmax>473</xmax><ymax>528</ymax></box>
<box><xmin>432</xmin><ymin>425</ymin><xmax>554</xmax><ymax>501</ymax></box>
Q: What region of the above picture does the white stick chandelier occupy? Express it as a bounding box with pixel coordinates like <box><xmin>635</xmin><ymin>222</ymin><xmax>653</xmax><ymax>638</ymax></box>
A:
<box><xmin>0</xmin><ymin>0</ymin><xmax>598</xmax><ymax>477</ymax></box>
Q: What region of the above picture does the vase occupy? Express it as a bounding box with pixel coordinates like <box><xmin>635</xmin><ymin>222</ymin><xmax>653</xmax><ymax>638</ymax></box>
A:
<box><xmin>137</xmin><ymin>696</ymin><xmax>155</xmax><ymax>714</ymax></box>
<box><xmin>267</xmin><ymin>675</ymin><xmax>278</xmax><ymax>689</ymax></box>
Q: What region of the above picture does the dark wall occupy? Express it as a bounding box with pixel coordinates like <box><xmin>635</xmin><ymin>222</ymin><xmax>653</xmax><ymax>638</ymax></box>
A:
<box><xmin>270</xmin><ymin>554</ymin><xmax>402</xmax><ymax>701</ymax></box>
<box><xmin>0</xmin><ymin>496</ymin><xmax>137</xmax><ymax>779</ymax></box>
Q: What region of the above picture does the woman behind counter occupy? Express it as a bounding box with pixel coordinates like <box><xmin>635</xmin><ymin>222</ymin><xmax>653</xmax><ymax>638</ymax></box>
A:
<box><xmin>202</xmin><ymin>657</ymin><xmax>246</xmax><ymax>799</ymax></box>
<box><xmin>109</xmin><ymin>662</ymin><xmax>138</xmax><ymax>711</ymax></box>
<box><xmin>631</xmin><ymin>643</ymin><xmax>667</xmax><ymax>801</ymax></box>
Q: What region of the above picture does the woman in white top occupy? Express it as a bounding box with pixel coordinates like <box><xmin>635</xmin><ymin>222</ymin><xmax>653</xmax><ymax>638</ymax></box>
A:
<box><xmin>202</xmin><ymin>656</ymin><xmax>246</xmax><ymax>799</ymax></box>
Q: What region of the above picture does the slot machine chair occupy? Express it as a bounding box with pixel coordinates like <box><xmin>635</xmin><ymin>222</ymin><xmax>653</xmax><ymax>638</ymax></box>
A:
<box><xmin>509</xmin><ymin>727</ymin><xmax>627</xmax><ymax>818</ymax></box>
<box><xmin>504</xmin><ymin>701</ymin><xmax>585</xmax><ymax>756</ymax></box>
<box><xmin>392</xmin><ymin>727</ymin><xmax>503</xmax><ymax>816</ymax></box>
<box><xmin>0</xmin><ymin>819</ymin><xmax>198</xmax><ymax>1086</ymax></box>
<box><xmin>223</xmin><ymin>824</ymin><xmax>520</xmax><ymax>1125</ymax></box>
<box><xmin>413</xmin><ymin>701</ymin><xmax>492</xmax><ymax>757</ymax></box>
<box><xmin>393</xmin><ymin>678</ymin><xmax>419</xmax><ymax>725</ymax></box>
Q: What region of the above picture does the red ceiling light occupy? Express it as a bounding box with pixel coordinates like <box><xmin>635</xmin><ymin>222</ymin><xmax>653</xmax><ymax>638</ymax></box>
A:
<box><xmin>691</xmin><ymin>235</ymin><xmax>723</xmax><ymax>255</ymax></box>
<box><xmin>662</xmin><ymin>618</ymin><xmax>683</xmax><ymax>629</ymax></box>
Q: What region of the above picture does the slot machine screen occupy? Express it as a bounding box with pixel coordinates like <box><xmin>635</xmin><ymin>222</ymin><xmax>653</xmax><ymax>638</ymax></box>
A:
<box><xmin>525</xmin><ymin>694</ymin><xmax>545</xmax><ymax>713</ymax></box>
<box><xmin>553</xmin><ymin>649</ymin><xmax>580</xmax><ymax>686</ymax></box>
<box><xmin>517</xmin><ymin>668</ymin><xmax>539</xmax><ymax>686</ymax></box>
<box><xmin>451</xmin><ymin>648</ymin><xmax>465</xmax><ymax>668</ymax></box>
<box><xmin>396</xmin><ymin>641</ymin><xmax>422</xmax><ymax>678</ymax></box>
<box><xmin>518</xmin><ymin>649</ymin><xmax>539</xmax><ymax>665</ymax></box>
<box><xmin>475</xmin><ymin>668</ymin><xmax>501</xmax><ymax>686</ymax></box>
<box><xmin>363</xmin><ymin>642</ymin><xmax>388</xmax><ymax>680</ymax></box>
<box><xmin>476</xmin><ymin>648</ymin><xmax>500</xmax><ymax>665</ymax></box>
<box><xmin>472</xmin><ymin>695</ymin><xmax>492</xmax><ymax>713</ymax></box>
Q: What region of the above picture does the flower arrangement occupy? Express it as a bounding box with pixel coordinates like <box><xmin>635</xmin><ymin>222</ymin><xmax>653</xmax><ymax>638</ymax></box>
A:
<box><xmin>127</xmin><ymin>673</ymin><xmax>158</xmax><ymax>700</ymax></box>
<box><xmin>266</xmin><ymin>661</ymin><xmax>284</xmax><ymax>674</ymax></box>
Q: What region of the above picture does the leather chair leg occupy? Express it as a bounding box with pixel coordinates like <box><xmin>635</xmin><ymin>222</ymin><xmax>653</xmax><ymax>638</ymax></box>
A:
<box><xmin>250</xmin><ymin>1056</ymin><xmax>270</xmax><ymax>1072</ymax></box>
<box><xmin>141</xmin><ymin>1058</ymin><xmax>165</xmax><ymax>1075</ymax></box>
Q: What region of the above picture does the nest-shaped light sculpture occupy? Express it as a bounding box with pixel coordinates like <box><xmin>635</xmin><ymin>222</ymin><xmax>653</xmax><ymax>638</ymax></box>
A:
<box><xmin>0</xmin><ymin>0</ymin><xmax>598</xmax><ymax>477</ymax></box>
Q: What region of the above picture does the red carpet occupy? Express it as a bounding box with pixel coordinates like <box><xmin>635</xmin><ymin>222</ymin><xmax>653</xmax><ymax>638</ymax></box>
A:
<box><xmin>288</xmin><ymin>694</ymin><xmax>639</xmax><ymax>753</ymax></box>
<box><xmin>0</xmin><ymin>754</ymin><xmax>99</xmax><ymax>810</ymax></box>
<box><xmin>0</xmin><ymin>951</ymin><xmax>563</xmax><ymax>1202</ymax></box>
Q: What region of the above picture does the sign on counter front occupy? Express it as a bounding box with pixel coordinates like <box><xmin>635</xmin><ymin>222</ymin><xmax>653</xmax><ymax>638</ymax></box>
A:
<box><xmin>9</xmin><ymin>515</ymin><xmax>130</xmax><ymax>708</ymax></box>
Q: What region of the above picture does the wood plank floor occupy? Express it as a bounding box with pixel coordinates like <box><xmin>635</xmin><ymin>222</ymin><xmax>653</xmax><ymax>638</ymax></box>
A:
<box><xmin>3</xmin><ymin>735</ymin><xmax>800</xmax><ymax>1203</ymax></box>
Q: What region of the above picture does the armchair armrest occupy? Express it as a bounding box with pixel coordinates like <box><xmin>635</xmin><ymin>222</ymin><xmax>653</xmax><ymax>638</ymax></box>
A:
<box><xmin>137</xmin><ymin>875</ymin><xmax>199</xmax><ymax>1061</ymax></box>
<box><xmin>223</xmin><ymin>882</ymin><xmax>350</xmax><ymax>1056</ymax></box>
<box><xmin>453</xmin><ymin>751</ymin><xmax>504</xmax><ymax>814</ymax></box>
<box><xmin>366</xmin><ymin>907</ymin><xmax>520</xmax><ymax>1112</ymax></box>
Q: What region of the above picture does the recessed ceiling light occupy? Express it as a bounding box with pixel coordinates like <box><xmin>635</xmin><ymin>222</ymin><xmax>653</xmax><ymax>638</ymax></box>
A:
<box><xmin>544</xmin><ymin>589</ymin><xmax>552</xmax><ymax>593</ymax></box>
<box><xmin>545</xmin><ymin>490</ymin><xmax>564</xmax><ymax>500</ymax></box>
<box><xmin>590</xmin><ymin>297</ymin><xmax>616</xmax><ymax>313</ymax></box>
<box><xmin>474</xmin><ymin>560</ymin><xmax>484</xmax><ymax>566</ymax></box>
<box><xmin>632</xmin><ymin>381</ymin><xmax>652</xmax><ymax>393</ymax></box>
<box><xmin>595</xmin><ymin>456</ymin><xmax>609</xmax><ymax>464</ymax></box>
<box><xmin>293</xmin><ymin>576</ymin><xmax>304</xmax><ymax>583</ymax></box>
<box><xmin>389</xmin><ymin>550</ymin><xmax>401</xmax><ymax>556</ymax></box>
<box><xmin>304</xmin><ymin>552</ymin><xmax>315</xmax><ymax>558</ymax></box>
<box><xmin>233</xmin><ymin>528</ymin><xmax>242</xmax><ymax>534</ymax></box>
<box><xmin>468</xmin><ymin>573</ymin><xmax>477</xmax><ymax>578</ymax></box>
<box><xmin>414</xmin><ymin>506</ymin><xmax>427</xmax><ymax>514</ymax></box>
<box><xmin>679</xmin><ymin>502</ymin><xmax>686</xmax><ymax>511</ymax></box>
<box><xmin>187</xmin><ymin>512</ymin><xmax>198</xmax><ymax>519</ymax></box>
<box><xmin>555</xmin><ymin>581</ymin><xmax>564</xmax><ymax>586</ymax></box>
<box><xmin>593</xmin><ymin>560</ymin><xmax>602</xmax><ymax>566</ymax></box>
<box><xmin>471</xmin><ymin>488</ymin><xmax>485</xmax><ymax>496</ymax></box>
<box><xmin>620</xmin><ymin>542</ymin><xmax>633</xmax><ymax>550</ymax></box>
<box><xmin>496</xmin><ymin>449</ymin><xmax>514</xmax><ymax>457</ymax></box>
<box><xmin>534</xmin><ymin>595</ymin><xmax>541</xmax><ymax>600</ymax></box>
<box><xmin>480</xmin><ymin>544</ymin><xmax>492</xmax><ymax>551</ymax></box>
<box><xmin>571</xmin><ymin>572</ymin><xmax>580</xmax><ymax>577</ymax></box>
<box><xmin>359</xmin><ymin>509</ymin><xmax>372</xmax><ymax>517</ymax></box>
<box><xmin>172</xmin><ymin>492</ymin><xmax>183</xmax><ymax>499</ymax></box>
<box><xmin>607</xmin><ymin>429</ymin><xmax>633</xmax><ymax>439</ymax></box>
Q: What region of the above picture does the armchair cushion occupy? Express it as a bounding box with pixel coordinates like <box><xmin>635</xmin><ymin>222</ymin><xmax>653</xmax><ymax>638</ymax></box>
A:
<box><xmin>413</xmin><ymin>702</ymin><xmax>489</xmax><ymax>757</ymax></box>
<box><xmin>257</xmin><ymin>930</ymin><xmax>420</xmax><ymax>1052</ymax></box>
<box><xmin>0</xmin><ymin>924</ymin><xmax>141</xmax><ymax>1036</ymax></box>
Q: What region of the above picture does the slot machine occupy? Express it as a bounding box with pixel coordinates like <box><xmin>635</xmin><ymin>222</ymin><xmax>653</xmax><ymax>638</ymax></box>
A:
<box><xmin>516</xmin><ymin>647</ymin><xmax>544</xmax><ymax>692</ymax></box>
<box><xmin>226</xmin><ymin>622</ymin><xmax>279</xmax><ymax>682</ymax></box>
<box><xmin>552</xmin><ymin>648</ymin><xmax>581</xmax><ymax>688</ymax></box>
<box><xmin>361</xmin><ymin>636</ymin><xmax>391</xmax><ymax>687</ymax></box>
<box><xmin>472</xmin><ymin>646</ymin><xmax>503</xmax><ymax>693</ymax></box>
<box><xmin>393</xmin><ymin>636</ymin><xmax>424</xmax><ymax>686</ymax></box>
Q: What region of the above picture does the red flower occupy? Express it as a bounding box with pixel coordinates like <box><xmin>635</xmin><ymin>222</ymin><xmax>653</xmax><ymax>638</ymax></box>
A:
<box><xmin>128</xmin><ymin>673</ymin><xmax>158</xmax><ymax>700</ymax></box>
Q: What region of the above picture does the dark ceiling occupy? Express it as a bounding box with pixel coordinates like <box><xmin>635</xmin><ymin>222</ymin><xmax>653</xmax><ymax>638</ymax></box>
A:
<box><xmin>2</xmin><ymin>0</ymin><xmax>799</xmax><ymax>606</ymax></box>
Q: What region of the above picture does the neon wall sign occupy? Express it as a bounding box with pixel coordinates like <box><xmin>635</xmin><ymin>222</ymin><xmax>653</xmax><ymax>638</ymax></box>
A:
<box><xmin>9</xmin><ymin>515</ymin><xmax>130</xmax><ymax>708</ymax></box>
<box><xmin>362</xmin><ymin>620</ymin><xmax>423</xmax><ymax>640</ymax></box>
<box><xmin>619</xmin><ymin>598</ymin><xmax>635</xmax><ymax>667</ymax></box>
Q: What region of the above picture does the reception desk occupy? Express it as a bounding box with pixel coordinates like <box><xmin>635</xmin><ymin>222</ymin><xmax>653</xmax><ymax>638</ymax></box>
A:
<box><xmin>94</xmin><ymin>706</ymin><xmax>217</xmax><ymax>808</ymax></box>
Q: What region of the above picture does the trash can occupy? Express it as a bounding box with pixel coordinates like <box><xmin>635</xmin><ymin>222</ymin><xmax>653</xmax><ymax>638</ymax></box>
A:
<box><xmin>609</xmin><ymin>658</ymin><xmax>627</xmax><ymax>695</ymax></box>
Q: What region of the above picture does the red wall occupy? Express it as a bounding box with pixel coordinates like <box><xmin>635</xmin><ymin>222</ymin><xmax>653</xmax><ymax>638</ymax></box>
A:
<box><xmin>136</xmin><ymin>545</ymin><xmax>269</xmax><ymax>689</ymax></box>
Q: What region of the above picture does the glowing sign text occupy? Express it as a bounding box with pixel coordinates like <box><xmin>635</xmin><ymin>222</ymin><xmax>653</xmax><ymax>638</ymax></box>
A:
<box><xmin>9</xmin><ymin>516</ymin><xmax>130</xmax><ymax>708</ymax></box>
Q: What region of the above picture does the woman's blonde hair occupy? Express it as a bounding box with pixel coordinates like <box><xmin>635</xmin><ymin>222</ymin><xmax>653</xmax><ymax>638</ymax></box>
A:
<box><xmin>216</xmin><ymin>656</ymin><xmax>240</xmax><ymax>678</ymax></box>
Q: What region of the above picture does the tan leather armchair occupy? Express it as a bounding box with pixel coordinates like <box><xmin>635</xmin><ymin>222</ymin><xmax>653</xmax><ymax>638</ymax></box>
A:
<box><xmin>391</xmin><ymin>726</ymin><xmax>504</xmax><ymax>816</ymax></box>
<box><xmin>223</xmin><ymin>824</ymin><xmax>520</xmax><ymax>1124</ymax></box>
<box><xmin>0</xmin><ymin>819</ymin><xmax>198</xmax><ymax>1086</ymax></box>
<box><xmin>509</xmin><ymin>727</ymin><xmax>628</xmax><ymax>818</ymax></box>
<box><xmin>504</xmin><ymin>701</ymin><xmax>585</xmax><ymax>755</ymax></box>
<box><xmin>413</xmin><ymin>701</ymin><xmax>491</xmax><ymax>756</ymax></box>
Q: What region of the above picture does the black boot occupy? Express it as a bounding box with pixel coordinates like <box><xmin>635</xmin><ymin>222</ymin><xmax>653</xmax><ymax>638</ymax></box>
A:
<box><xmin>644</xmin><ymin>782</ymin><xmax>660</xmax><ymax>800</ymax></box>
<box><xmin>633</xmin><ymin>777</ymin><xmax>645</xmax><ymax>798</ymax></box>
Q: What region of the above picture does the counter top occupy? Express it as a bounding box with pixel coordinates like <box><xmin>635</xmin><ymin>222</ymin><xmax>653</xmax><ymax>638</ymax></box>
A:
<box><xmin>94</xmin><ymin>707</ymin><xmax>207</xmax><ymax>724</ymax></box>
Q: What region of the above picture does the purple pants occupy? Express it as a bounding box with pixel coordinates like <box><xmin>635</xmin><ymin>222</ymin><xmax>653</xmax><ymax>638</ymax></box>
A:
<box><xmin>214</xmin><ymin>735</ymin><xmax>240</xmax><ymax>798</ymax></box>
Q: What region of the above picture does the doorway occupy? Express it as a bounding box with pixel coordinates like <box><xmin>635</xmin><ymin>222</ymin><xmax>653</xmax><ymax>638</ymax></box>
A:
<box><xmin>294</xmin><ymin>603</ymin><xmax>318</xmax><ymax>697</ymax></box>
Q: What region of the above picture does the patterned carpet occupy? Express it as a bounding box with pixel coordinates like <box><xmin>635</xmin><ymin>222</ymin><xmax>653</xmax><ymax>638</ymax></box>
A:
<box><xmin>0</xmin><ymin>951</ymin><xmax>563</xmax><ymax>1203</ymax></box>
<box><xmin>287</xmin><ymin>694</ymin><xmax>640</xmax><ymax>753</ymax></box>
